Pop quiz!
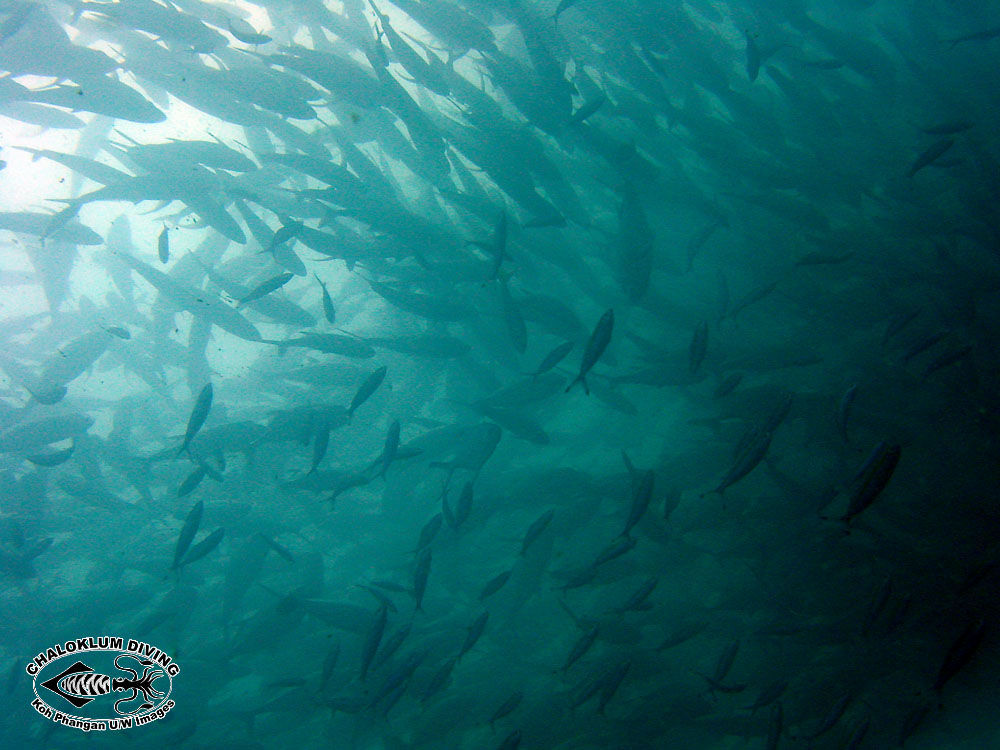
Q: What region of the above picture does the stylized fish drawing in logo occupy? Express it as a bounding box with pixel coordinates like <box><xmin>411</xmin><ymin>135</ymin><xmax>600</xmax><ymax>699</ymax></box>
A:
<box><xmin>40</xmin><ymin>654</ymin><xmax>168</xmax><ymax>715</ymax></box>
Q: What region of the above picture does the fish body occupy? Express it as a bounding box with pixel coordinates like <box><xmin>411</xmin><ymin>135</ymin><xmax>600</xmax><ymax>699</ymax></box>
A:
<box><xmin>172</xmin><ymin>500</ymin><xmax>203</xmax><ymax>569</ymax></box>
<box><xmin>908</xmin><ymin>138</ymin><xmax>954</xmax><ymax>177</ymax></box>
<box><xmin>177</xmin><ymin>528</ymin><xmax>223</xmax><ymax>568</ymax></box>
<box><xmin>566</xmin><ymin>309</ymin><xmax>614</xmax><ymax>394</ymax></box>
<box><xmin>622</xmin><ymin>469</ymin><xmax>654</xmax><ymax>537</ymax></box>
<box><xmin>237</xmin><ymin>273</ymin><xmax>294</xmax><ymax>307</ymax></box>
<box><xmin>360</xmin><ymin>605</ymin><xmax>388</xmax><ymax>681</ymax></box>
<box><xmin>315</xmin><ymin>273</ymin><xmax>336</xmax><ymax>324</ymax></box>
<box><xmin>527</xmin><ymin>341</ymin><xmax>573</xmax><ymax>379</ymax></box>
<box><xmin>349</xmin><ymin>366</ymin><xmax>388</xmax><ymax>419</ymax></box>
<box><xmin>711</xmin><ymin>429</ymin><xmax>772</xmax><ymax>495</ymax></box>
<box><xmin>837</xmin><ymin>383</ymin><xmax>858</xmax><ymax>443</ymax></box>
<box><xmin>459</xmin><ymin>612</ymin><xmax>489</xmax><ymax>659</ymax></box>
<box><xmin>412</xmin><ymin>548</ymin><xmax>431</xmax><ymax>611</ymax></box>
<box><xmin>562</xmin><ymin>625</ymin><xmax>599</xmax><ymax>671</ymax></box>
<box><xmin>842</xmin><ymin>442</ymin><xmax>900</xmax><ymax>522</ymax></box>
<box><xmin>479</xmin><ymin>570</ymin><xmax>512</xmax><ymax>600</ymax></box>
<box><xmin>157</xmin><ymin>226</ymin><xmax>169</xmax><ymax>263</ymax></box>
<box><xmin>381</xmin><ymin>420</ymin><xmax>400</xmax><ymax>477</ymax></box>
<box><xmin>689</xmin><ymin>321</ymin><xmax>708</xmax><ymax>373</ymax></box>
<box><xmin>179</xmin><ymin>383</ymin><xmax>213</xmax><ymax>456</ymax></box>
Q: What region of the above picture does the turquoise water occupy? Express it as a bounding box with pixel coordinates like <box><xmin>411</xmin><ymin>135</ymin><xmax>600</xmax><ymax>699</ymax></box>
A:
<box><xmin>0</xmin><ymin>1</ymin><xmax>998</xmax><ymax>747</ymax></box>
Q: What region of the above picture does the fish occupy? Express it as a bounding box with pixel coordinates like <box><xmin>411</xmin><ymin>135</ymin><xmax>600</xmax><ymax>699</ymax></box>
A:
<box><xmin>237</xmin><ymin>273</ymin><xmax>294</xmax><ymax>307</ymax></box>
<box><xmin>306</xmin><ymin>420</ymin><xmax>330</xmax><ymax>476</ymax></box>
<box><xmin>179</xmin><ymin>383</ymin><xmax>213</xmax><ymax>456</ymax></box>
<box><xmin>525</xmin><ymin>341</ymin><xmax>573</xmax><ymax>379</ymax></box>
<box><xmin>706</xmin><ymin>429</ymin><xmax>773</xmax><ymax>497</ymax></box>
<box><xmin>657</xmin><ymin>621</ymin><xmax>708</xmax><ymax>650</ymax></box>
<box><xmin>116</xmin><ymin>253</ymin><xmax>262</xmax><ymax>342</ymax></box>
<box><xmin>946</xmin><ymin>26</ymin><xmax>1000</xmax><ymax>48</ymax></box>
<box><xmin>0</xmin><ymin>414</ymin><xmax>93</xmax><ymax>453</ymax></box>
<box><xmin>565</xmin><ymin>309</ymin><xmax>614</xmax><ymax>394</ymax></box>
<box><xmin>495</xmin><ymin>729</ymin><xmax>521</xmax><ymax>750</ymax></box>
<box><xmin>898</xmin><ymin>704</ymin><xmax>931</xmax><ymax>745</ymax></box>
<box><xmin>908</xmin><ymin>138</ymin><xmax>954</xmax><ymax>177</ymax></box>
<box><xmin>315</xmin><ymin>273</ymin><xmax>336</xmax><ymax>324</ymax></box>
<box><xmin>415</xmin><ymin>513</ymin><xmax>443</xmax><ymax>551</ymax></box>
<box><xmin>562</xmin><ymin>625</ymin><xmax>600</xmax><ymax>672</ymax></box>
<box><xmin>349</xmin><ymin>366</ymin><xmax>388</xmax><ymax>420</ymax></box>
<box><xmin>553</xmin><ymin>0</ymin><xmax>586</xmax><ymax>18</ymax></box>
<box><xmin>176</xmin><ymin>528</ymin><xmax>223</xmax><ymax>568</ymax></box>
<box><xmin>381</xmin><ymin>420</ymin><xmax>401</xmax><ymax>478</ymax></box>
<box><xmin>592</xmin><ymin>535</ymin><xmax>636</xmax><ymax>566</ymax></box>
<box><xmin>839</xmin><ymin>441</ymin><xmax>901</xmax><ymax>523</ymax></box>
<box><xmin>520</xmin><ymin>509</ymin><xmax>555</xmax><ymax>555</ymax></box>
<box><xmin>596</xmin><ymin>661</ymin><xmax>630</xmax><ymax>714</ymax></box>
<box><xmin>713</xmin><ymin>640</ymin><xmax>740</xmax><ymax>683</ymax></box>
<box><xmin>933</xmin><ymin>619</ymin><xmax>986</xmax><ymax>691</ymax></box>
<box><xmin>837</xmin><ymin>383</ymin><xmax>858</xmax><ymax>443</ymax></box>
<box><xmin>765</xmin><ymin>702</ymin><xmax>783</xmax><ymax>750</ymax></box>
<box><xmin>689</xmin><ymin>321</ymin><xmax>708</xmax><ymax>374</ymax></box>
<box><xmin>227</xmin><ymin>16</ymin><xmax>272</xmax><ymax>45</ymax></box>
<box><xmin>172</xmin><ymin>500</ymin><xmax>203</xmax><ymax>570</ymax></box>
<box><xmin>743</xmin><ymin>680</ymin><xmax>787</xmax><ymax>715</ymax></box>
<box><xmin>157</xmin><ymin>225</ymin><xmax>169</xmax><ymax>263</ymax></box>
<box><xmin>924</xmin><ymin>345</ymin><xmax>972</xmax><ymax>376</ymax></box>
<box><xmin>360</xmin><ymin>604</ymin><xmax>388</xmax><ymax>681</ymax></box>
<box><xmin>622</xmin><ymin>469</ymin><xmax>654</xmax><ymax>538</ymax></box>
<box><xmin>445</xmin><ymin>481</ymin><xmax>475</xmax><ymax>530</ymax></box>
<box><xmin>920</xmin><ymin>120</ymin><xmax>973</xmax><ymax>135</ymax></box>
<box><xmin>804</xmin><ymin>691</ymin><xmax>851</xmax><ymax>739</ymax></box>
<box><xmin>176</xmin><ymin>466</ymin><xmax>206</xmax><ymax>497</ymax></box>
<box><xmin>269</xmin><ymin>333</ymin><xmax>375</xmax><ymax>359</ymax></box>
<box><xmin>745</xmin><ymin>31</ymin><xmax>762</xmax><ymax>81</ymax></box>
<box><xmin>370</xmin><ymin>624</ymin><xmax>411</xmax><ymax>673</ymax></box>
<box><xmin>499</xmin><ymin>279</ymin><xmax>527</xmax><ymax>354</ymax></box>
<box><xmin>458</xmin><ymin>611</ymin><xmax>489</xmax><ymax>660</ymax></box>
<box><xmin>489</xmin><ymin>691</ymin><xmax>523</xmax><ymax>730</ymax></box>
<box><xmin>26</xmin><ymin>441</ymin><xmax>75</xmax><ymax>467</ymax></box>
<box><xmin>412</xmin><ymin>547</ymin><xmax>431</xmax><ymax>612</ymax></box>
<box><xmin>614</xmin><ymin>577</ymin><xmax>658</xmax><ymax>613</ymax></box>
<box><xmin>713</xmin><ymin>373</ymin><xmax>743</xmax><ymax>399</ymax></box>
<box><xmin>568</xmin><ymin>95</ymin><xmax>606</xmax><ymax>125</ymax></box>
<box><xmin>479</xmin><ymin>570</ymin><xmax>512</xmax><ymax>600</ymax></box>
<box><xmin>794</xmin><ymin>251</ymin><xmax>855</xmax><ymax>266</ymax></box>
<box><xmin>422</xmin><ymin>657</ymin><xmax>457</xmax><ymax>703</ymax></box>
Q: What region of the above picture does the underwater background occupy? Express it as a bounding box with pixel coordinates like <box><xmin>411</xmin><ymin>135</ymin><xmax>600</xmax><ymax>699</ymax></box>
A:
<box><xmin>1</xmin><ymin>0</ymin><xmax>999</xmax><ymax>747</ymax></box>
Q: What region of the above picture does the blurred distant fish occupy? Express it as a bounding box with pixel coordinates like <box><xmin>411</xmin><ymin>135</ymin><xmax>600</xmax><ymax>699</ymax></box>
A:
<box><xmin>566</xmin><ymin>309</ymin><xmax>613</xmax><ymax>394</ymax></box>
<box><xmin>172</xmin><ymin>500</ymin><xmax>203</xmax><ymax>570</ymax></box>
<box><xmin>349</xmin><ymin>366</ymin><xmax>388</xmax><ymax>420</ymax></box>
<box><xmin>157</xmin><ymin>225</ymin><xmax>169</xmax><ymax>263</ymax></box>
<box><xmin>689</xmin><ymin>321</ymin><xmax>708</xmax><ymax>374</ymax></box>
<box><xmin>908</xmin><ymin>138</ymin><xmax>954</xmax><ymax>177</ymax></box>
<box><xmin>946</xmin><ymin>26</ymin><xmax>1000</xmax><ymax>48</ymax></box>
<box><xmin>525</xmin><ymin>341</ymin><xmax>573</xmax><ymax>379</ymax></box>
<box><xmin>237</xmin><ymin>273</ymin><xmax>294</xmax><ymax>307</ymax></box>
<box><xmin>227</xmin><ymin>16</ymin><xmax>272</xmax><ymax>45</ymax></box>
<box><xmin>520</xmin><ymin>509</ymin><xmax>554</xmax><ymax>555</ymax></box>
<box><xmin>553</xmin><ymin>0</ymin><xmax>587</xmax><ymax>20</ymax></box>
<box><xmin>315</xmin><ymin>273</ymin><xmax>336</xmax><ymax>324</ymax></box>
<box><xmin>920</xmin><ymin>120</ymin><xmax>972</xmax><ymax>135</ymax></box>
<box><xmin>831</xmin><ymin>441</ymin><xmax>901</xmax><ymax>523</ymax></box>
<box><xmin>179</xmin><ymin>383</ymin><xmax>213</xmax><ymax>456</ymax></box>
<box><xmin>837</xmin><ymin>383</ymin><xmax>858</xmax><ymax>443</ymax></box>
